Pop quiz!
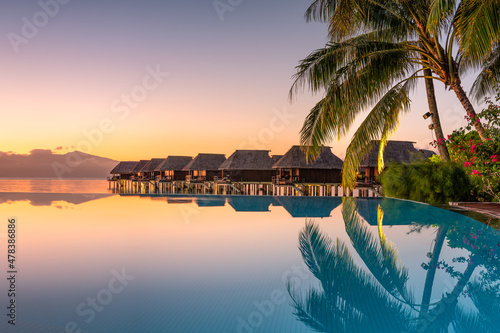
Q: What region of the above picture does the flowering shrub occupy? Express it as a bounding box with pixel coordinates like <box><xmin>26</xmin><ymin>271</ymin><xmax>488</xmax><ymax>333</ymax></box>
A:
<box><xmin>431</xmin><ymin>91</ymin><xmax>500</xmax><ymax>201</ymax></box>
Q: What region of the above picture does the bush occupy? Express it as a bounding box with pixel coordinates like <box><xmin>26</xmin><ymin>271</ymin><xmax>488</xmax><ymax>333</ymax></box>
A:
<box><xmin>379</xmin><ymin>161</ymin><xmax>472</xmax><ymax>204</ymax></box>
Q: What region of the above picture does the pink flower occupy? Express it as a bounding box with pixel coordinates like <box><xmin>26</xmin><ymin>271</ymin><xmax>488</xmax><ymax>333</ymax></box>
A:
<box><xmin>471</xmin><ymin>144</ymin><xmax>476</xmax><ymax>153</ymax></box>
<box><xmin>471</xmin><ymin>170</ymin><xmax>482</xmax><ymax>176</ymax></box>
<box><xmin>464</xmin><ymin>161</ymin><xmax>472</xmax><ymax>167</ymax></box>
<box><xmin>491</xmin><ymin>155</ymin><xmax>499</xmax><ymax>163</ymax></box>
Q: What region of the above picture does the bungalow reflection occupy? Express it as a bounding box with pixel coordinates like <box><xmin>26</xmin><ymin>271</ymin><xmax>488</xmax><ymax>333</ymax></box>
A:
<box><xmin>288</xmin><ymin>198</ymin><xmax>500</xmax><ymax>333</ymax></box>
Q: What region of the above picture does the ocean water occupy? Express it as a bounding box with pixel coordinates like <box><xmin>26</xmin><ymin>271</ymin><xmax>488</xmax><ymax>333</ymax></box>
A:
<box><xmin>0</xmin><ymin>180</ymin><xmax>499</xmax><ymax>332</ymax></box>
<box><xmin>0</xmin><ymin>179</ymin><xmax>109</xmax><ymax>193</ymax></box>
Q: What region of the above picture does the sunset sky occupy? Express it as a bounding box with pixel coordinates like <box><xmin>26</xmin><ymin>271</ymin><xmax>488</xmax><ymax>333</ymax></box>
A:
<box><xmin>1</xmin><ymin>0</ymin><xmax>484</xmax><ymax>161</ymax></box>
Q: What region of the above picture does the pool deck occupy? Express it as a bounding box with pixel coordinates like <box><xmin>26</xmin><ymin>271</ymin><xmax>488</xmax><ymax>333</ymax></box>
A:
<box><xmin>450</xmin><ymin>202</ymin><xmax>500</xmax><ymax>219</ymax></box>
<box><xmin>447</xmin><ymin>202</ymin><xmax>500</xmax><ymax>232</ymax></box>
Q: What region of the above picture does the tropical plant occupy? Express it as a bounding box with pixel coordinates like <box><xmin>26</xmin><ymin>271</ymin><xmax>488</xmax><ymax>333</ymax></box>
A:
<box><xmin>431</xmin><ymin>0</ymin><xmax>500</xmax><ymax>99</ymax></box>
<box><xmin>435</xmin><ymin>91</ymin><xmax>500</xmax><ymax>201</ymax></box>
<box><xmin>291</xmin><ymin>0</ymin><xmax>498</xmax><ymax>188</ymax></box>
<box><xmin>378</xmin><ymin>160</ymin><xmax>472</xmax><ymax>204</ymax></box>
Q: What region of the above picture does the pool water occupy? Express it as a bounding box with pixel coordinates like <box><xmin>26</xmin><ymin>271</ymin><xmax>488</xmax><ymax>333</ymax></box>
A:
<box><xmin>1</xmin><ymin>193</ymin><xmax>499</xmax><ymax>332</ymax></box>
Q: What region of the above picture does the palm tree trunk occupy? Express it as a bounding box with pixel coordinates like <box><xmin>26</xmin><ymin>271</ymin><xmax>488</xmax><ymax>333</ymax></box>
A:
<box><xmin>423</xmin><ymin>68</ymin><xmax>450</xmax><ymax>161</ymax></box>
<box><xmin>419</xmin><ymin>224</ymin><xmax>449</xmax><ymax>316</ymax></box>
<box><xmin>450</xmin><ymin>83</ymin><xmax>488</xmax><ymax>141</ymax></box>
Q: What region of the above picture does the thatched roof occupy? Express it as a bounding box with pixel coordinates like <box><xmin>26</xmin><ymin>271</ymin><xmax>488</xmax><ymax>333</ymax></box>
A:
<box><xmin>140</xmin><ymin>158</ymin><xmax>166</xmax><ymax>173</ymax></box>
<box><xmin>273</xmin><ymin>146</ymin><xmax>343</xmax><ymax>169</ymax></box>
<box><xmin>419</xmin><ymin>149</ymin><xmax>436</xmax><ymax>159</ymax></box>
<box><xmin>360</xmin><ymin>141</ymin><xmax>418</xmax><ymax>168</ymax></box>
<box><xmin>271</xmin><ymin>155</ymin><xmax>283</xmax><ymax>162</ymax></box>
<box><xmin>219</xmin><ymin>150</ymin><xmax>274</xmax><ymax>170</ymax></box>
<box><xmin>110</xmin><ymin>161</ymin><xmax>138</xmax><ymax>174</ymax></box>
<box><xmin>155</xmin><ymin>156</ymin><xmax>193</xmax><ymax>171</ymax></box>
<box><xmin>182</xmin><ymin>153</ymin><xmax>226</xmax><ymax>171</ymax></box>
<box><xmin>132</xmin><ymin>160</ymin><xmax>149</xmax><ymax>173</ymax></box>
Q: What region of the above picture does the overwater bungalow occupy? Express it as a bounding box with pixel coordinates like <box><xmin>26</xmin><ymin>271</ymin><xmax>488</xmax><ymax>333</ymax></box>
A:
<box><xmin>155</xmin><ymin>156</ymin><xmax>193</xmax><ymax>181</ymax></box>
<box><xmin>359</xmin><ymin>140</ymin><xmax>419</xmax><ymax>184</ymax></box>
<box><xmin>109</xmin><ymin>161</ymin><xmax>138</xmax><ymax>180</ymax></box>
<box><xmin>182</xmin><ymin>153</ymin><xmax>226</xmax><ymax>182</ymax></box>
<box><xmin>218</xmin><ymin>150</ymin><xmax>275</xmax><ymax>182</ymax></box>
<box><xmin>272</xmin><ymin>146</ymin><xmax>343</xmax><ymax>184</ymax></box>
<box><xmin>271</xmin><ymin>155</ymin><xmax>283</xmax><ymax>162</ymax></box>
<box><xmin>131</xmin><ymin>160</ymin><xmax>149</xmax><ymax>179</ymax></box>
<box><xmin>139</xmin><ymin>158</ymin><xmax>166</xmax><ymax>180</ymax></box>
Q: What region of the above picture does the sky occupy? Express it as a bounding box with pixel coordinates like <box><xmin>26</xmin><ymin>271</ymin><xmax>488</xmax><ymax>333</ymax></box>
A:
<box><xmin>0</xmin><ymin>0</ymin><xmax>485</xmax><ymax>161</ymax></box>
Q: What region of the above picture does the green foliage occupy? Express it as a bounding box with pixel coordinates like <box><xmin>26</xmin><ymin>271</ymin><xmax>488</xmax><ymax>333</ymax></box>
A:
<box><xmin>379</xmin><ymin>162</ymin><xmax>472</xmax><ymax>204</ymax></box>
<box><xmin>293</xmin><ymin>0</ymin><xmax>498</xmax><ymax>189</ymax></box>
<box><xmin>429</xmin><ymin>154</ymin><xmax>442</xmax><ymax>163</ymax></box>
<box><xmin>436</xmin><ymin>90</ymin><xmax>500</xmax><ymax>201</ymax></box>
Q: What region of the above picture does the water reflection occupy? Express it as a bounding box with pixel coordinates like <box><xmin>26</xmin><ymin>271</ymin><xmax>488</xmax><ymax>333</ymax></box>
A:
<box><xmin>275</xmin><ymin>196</ymin><xmax>342</xmax><ymax>218</ymax></box>
<box><xmin>227</xmin><ymin>196</ymin><xmax>274</xmax><ymax>212</ymax></box>
<box><xmin>194</xmin><ymin>195</ymin><xmax>226</xmax><ymax>207</ymax></box>
<box><xmin>0</xmin><ymin>192</ymin><xmax>113</xmax><ymax>206</ymax></box>
<box><xmin>288</xmin><ymin>198</ymin><xmax>500</xmax><ymax>332</ymax></box>
<box><xmin>0</xmin><ymin>192</ymin><xmax>347</xmax><ymax>218</ymax></box>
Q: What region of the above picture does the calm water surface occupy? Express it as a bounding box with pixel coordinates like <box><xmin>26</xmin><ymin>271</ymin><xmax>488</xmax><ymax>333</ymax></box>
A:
<box><xmin>0</xmin><ymin>179</ymin><xmax>110</xmax><ymax>193</ymax></box>
<box><xmin>0</xmin><ymin>180</ymin><xmax>499</xmax><ymax>332</ymax></box>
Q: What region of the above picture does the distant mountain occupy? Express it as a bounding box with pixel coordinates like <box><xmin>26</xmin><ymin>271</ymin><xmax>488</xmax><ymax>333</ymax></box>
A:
<box><xmin>0</xmin><ymin>150</ymin><xmax>118</xmax><ymax>179</ymax></box>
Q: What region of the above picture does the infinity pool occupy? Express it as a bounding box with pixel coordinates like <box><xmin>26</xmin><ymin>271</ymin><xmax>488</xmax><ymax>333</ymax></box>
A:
<box><xmin>1</xmin><ymin>193</ymin><xmax>499</xmax><ymax>332</ymax></box>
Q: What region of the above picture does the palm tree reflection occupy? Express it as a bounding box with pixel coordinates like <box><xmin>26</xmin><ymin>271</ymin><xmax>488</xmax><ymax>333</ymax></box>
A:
<box><xmin>288</xmin><ymin>198</ymin><xmax>500</xmax><ymax>332</ymax></box>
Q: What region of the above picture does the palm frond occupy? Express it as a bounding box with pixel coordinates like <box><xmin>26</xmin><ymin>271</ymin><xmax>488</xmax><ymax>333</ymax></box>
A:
<box><xmin>453</xmin><ymin>307</ymin><xmax>490</xmax><ymax>333</ymax></box>
<box><xmin>341</xmin><ymin>74</ymin><xmax>417</xmax><ymax>189</ymax></box>
<box><xmin>305</xmin><ymin>0</ymin><xmax>338</xmax><ymax>23</ymax></box>
<box><xmin>427</xmin><ymin>0</ymin><xmax>458</xmax><ymax>33</ymax></box>
<box><xmin>290</xmin><ymin>33</ymin><xmax>417</xmax><ymax>99</ymax></box>
<box><xmin>454</xmin><ymin>0</ymin><xmax>500</xmax><ymax>66</ymax></box>
<box><xmin>470</xmin><ymin>43</ymin><xmax>500</xmax><ymax>100</ymax></box>
<box><xmin>378</xmin><ymin>133</ymin><xmax>388</xmax><ymax>172</ymax></box>
<box><xmin>296</xmin><ymin>39</ymin><xmax>417</xmax><ymax>161</ymax></box>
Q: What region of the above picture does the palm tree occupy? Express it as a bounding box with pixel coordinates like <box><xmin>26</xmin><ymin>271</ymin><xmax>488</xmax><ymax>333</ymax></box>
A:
<box><xmin>292</xmin><ymin>0</ymin><xmax>495</xmax><ymax>188</ymax></box>
<box><xmin>428</xmin><ymin>0</ymin><xmax>500</xmax><ymax>100</ymax></box>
